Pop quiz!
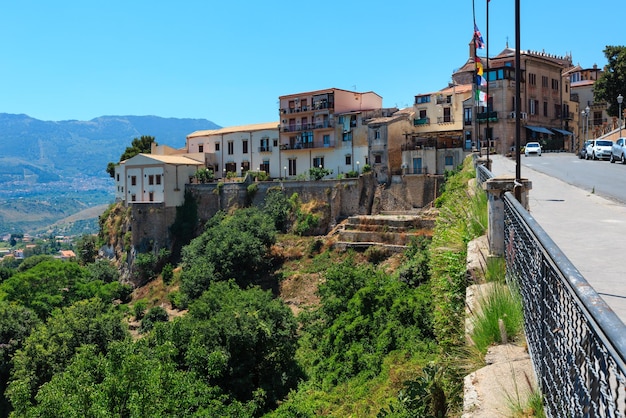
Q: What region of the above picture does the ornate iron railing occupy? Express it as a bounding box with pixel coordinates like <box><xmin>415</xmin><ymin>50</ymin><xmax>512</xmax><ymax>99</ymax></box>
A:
<box><xmin>503</xmin><ymin>193</ymin><xmax>626</xmax><ymax>417</ymax></box>
<box><xmin>475</xmin><ymin>160</ymin><xmax>626</xmax><ymax>417</ymax></box>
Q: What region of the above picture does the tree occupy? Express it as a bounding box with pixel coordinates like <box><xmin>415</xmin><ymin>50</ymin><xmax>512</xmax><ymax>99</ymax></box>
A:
<box><xmin>594</xmin><ymin>46</ymin><xmax>626</xmax><ymax>117</ymax></box>
<box><xmin>106</xmin><ymin>135</ymin><xmax>157</xmax><ymax>177</ymax></box>
<box><xmin>180</xmin><ymin>208</ymin><xmax>277</xmax><ymax>299</ymax></box>
<box><xmin>150</xmin><ymin>280</ymin><xmax>301</xmax><ymax>413</ymax></box>
<box><xmin>74</xmin><ymin>234</ymin><xmax>97</xmax><ymax>265</ymax></box>
<box><xmin>0</xmin><ymin>302</ymin><xmax>40</xmax><ymax>418</ymax></box>
<box><xmin>194</xmin><ymin>167</ymin><xmax>214</xmax><ymax>183</ymax></box>
<box><xmin>6</xmin><ymin>298</ymin><xmax>128</xmax><ymax>415</ymax></box>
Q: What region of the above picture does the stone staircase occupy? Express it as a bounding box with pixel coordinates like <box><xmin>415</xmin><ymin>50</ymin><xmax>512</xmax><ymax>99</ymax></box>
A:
<box><xmin>333</xmin><ymin>210</ymin><xmax>437</xmax><ymax>252</ymax></box>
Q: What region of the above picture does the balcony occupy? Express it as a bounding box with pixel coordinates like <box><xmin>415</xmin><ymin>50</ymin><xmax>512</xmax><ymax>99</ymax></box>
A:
<box><xmin>477</xmin><ymin>111</ymin><xmax>498</xmax><ymax>123</ymax></box>
<box><xmin>280</xmin><ymin>139</ymin><xmax>336</xmax><ymax>150</ymax></box>
<box><xmin>258</xmin><ymin>146</ymin><xmax>272</xmax><ymax>153</ymax></box>
<box><xmin>437</xmin><ymin>116</ymin><xmax>454</xmax><ymax>124</ymax></box>
<box><xmin>280</xmin><ymin>120</ymin><xmax>334</xmax><ymax>133</ymax></box>
<box><xmin>414</xmin><ymin>117</ymin><xmax>430</xmax><ymax>126</ymax></box>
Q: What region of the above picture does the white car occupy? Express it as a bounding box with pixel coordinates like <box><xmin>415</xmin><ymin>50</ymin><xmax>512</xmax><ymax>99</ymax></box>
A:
<box><xmin>524</xmin><ymin>142</ymin><xmax>542</xmax><ymax>157</ymax></box>
<box><xmin>587</xmin><ymin>139</ymin><xmax>613</xmax><ymax>160</ymax></box>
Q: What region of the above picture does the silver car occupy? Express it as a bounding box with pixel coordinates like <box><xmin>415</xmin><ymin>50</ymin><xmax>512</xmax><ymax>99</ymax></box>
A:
<box><xmin>587</xmin><ymin>139</ymin><xmax>613</xmax><ymax>160</ymax></box>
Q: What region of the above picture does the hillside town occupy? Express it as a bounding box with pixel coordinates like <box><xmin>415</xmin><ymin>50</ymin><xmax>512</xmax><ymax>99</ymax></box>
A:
<box><xmin>113</xmin><ymin>41</ymin><xmax>617</xmax><ymax>211</ymax></box>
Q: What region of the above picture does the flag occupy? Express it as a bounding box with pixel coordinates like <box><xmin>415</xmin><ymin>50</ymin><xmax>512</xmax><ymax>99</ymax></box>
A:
<box><xmin>475</xmin><ymin>60</ymin><xmax>484</xmax><ymax>76</ymax></box>
<box><xmin>476</xmin><ymin>74</ymin><xmax>487</xmax><ymax>87</ymax></box>
<box><xmin>476</xmin><ymin>90</ymin><xmax>488</xmax><ymax>106</ymax></box>
<box><xmin>474</xmin><ymin>24</ymin><xmax>485</xmax><ymax>49</ymax></box>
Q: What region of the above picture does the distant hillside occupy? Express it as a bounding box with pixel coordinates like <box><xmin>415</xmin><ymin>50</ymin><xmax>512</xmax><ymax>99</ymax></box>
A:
<box><xmin>0</xmin><ymin>113</ymin><xmax>220</xmax><ymax>235</ymax></box>
<box><xmin>0</xmin><ymin>113</ymin><xmax>220</xmax><ymax>180</ymax></box>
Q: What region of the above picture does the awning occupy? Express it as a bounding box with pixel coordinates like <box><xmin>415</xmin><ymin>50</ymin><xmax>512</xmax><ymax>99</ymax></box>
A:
<box><xmin>526</xmin><ymin>125</ymin><xmax>554</xmax><ymax>135</ymax></box>
<box><xmin>551</xmin><ymin>128</ymin><xmax>573</xmax><ymax>136</ymax></box>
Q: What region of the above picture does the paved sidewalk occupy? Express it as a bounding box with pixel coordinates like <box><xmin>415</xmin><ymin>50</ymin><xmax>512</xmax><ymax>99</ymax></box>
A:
<box><xmin>487</xmin><ymin>154</ymin><xmax>626</xmax><ymax>324</ymax></box>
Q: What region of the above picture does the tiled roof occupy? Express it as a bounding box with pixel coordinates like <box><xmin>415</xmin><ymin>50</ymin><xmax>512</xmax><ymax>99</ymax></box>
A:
<box><xmin>187</xmin><ymin>121</ymin><xmax>279</xmax><ymax>138</ymax></box>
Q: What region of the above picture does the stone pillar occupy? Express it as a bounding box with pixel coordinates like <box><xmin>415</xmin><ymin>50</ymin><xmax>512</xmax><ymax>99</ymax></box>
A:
<box><xmin>483</xmin><ymin>176</ymin><xmax>532</xmax><ymax>256</ymax></box>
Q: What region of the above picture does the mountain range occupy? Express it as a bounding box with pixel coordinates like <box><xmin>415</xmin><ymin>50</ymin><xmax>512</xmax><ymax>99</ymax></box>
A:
<box><xmin>0</xmin><ymin>113</ymin><xmax>220</xmax><ymax>235</ymax></box>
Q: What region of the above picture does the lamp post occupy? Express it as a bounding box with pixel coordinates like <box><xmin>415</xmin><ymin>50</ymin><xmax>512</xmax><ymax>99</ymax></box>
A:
<box><xmin>618</xmin><ymin>94</ymin><xmax>623</xmax><ymax>137</ymax></box>
<box><xmin>356</xmin><ymin>161</ymin><xmax>360</xmax><ymax>175</ymax></box>
<box><xmin>283</xmin><ymin>166</ymin><xmax>287</xmax><ymax>180</ymax></box>
<box><xmin>585</xmin><ymin>106</ymin><xmax>590</xmax><ymax>142</ymax></box>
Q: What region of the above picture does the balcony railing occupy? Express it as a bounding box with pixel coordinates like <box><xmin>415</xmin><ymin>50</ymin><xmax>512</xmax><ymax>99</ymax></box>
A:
<box><xmin>414</xmin><ymin>117</ymin><xmax>430</xmax><ymax>126</ymax></box>
<box><xmin>280</xmin><ymin>120</ymin><xmax>335</xmax><ymax>133</ymax></box>
<box><xmin>280</xmin><ymin>140</ymin><xmax>336</xmax><ymax>150</ymax></box>
<box><xmin>593</xmin><ymin>118</ymin><xmax>607</xmax><ymax>126</ymax></box>
<box><xmin>280</xmin><ymin>102</ymin><xmax>334</xmax><ymax>115</ymax></box>
<box><xmin>437</xmin><ymin>116</ymin><xmax>454</xmax><ymax>124</ymax></box>
<box><xmin>258</xmin><ymin>146</ymin><xmax>272</xmax><ymax>153</ymax></box>
<box><xmin>477</xmin><ymin>111</ymin><xmax>498</xmax><ymax>123</ymax></box>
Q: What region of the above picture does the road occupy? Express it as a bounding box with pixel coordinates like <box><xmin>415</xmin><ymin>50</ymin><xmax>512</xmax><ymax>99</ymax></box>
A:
<box><xmin>488</xmin><ymin>152</ymin><xmax>626</xmax><ymax>325</ymax></box>
<box><xmin>518</xmin><ymin>152</ymin><xmax>626</xmax><ymax>204</ymax></box>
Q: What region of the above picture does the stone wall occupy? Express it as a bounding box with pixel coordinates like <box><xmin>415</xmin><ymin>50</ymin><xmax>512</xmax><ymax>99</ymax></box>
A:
<box><xmin>130</xmin><ymin>173</ymin><xmax>443</xmax><ymax>255</ymax></box>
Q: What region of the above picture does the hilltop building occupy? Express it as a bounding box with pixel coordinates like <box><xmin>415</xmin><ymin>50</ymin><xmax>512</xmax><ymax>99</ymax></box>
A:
<box><xmin>453</xmin><ymin>41</ymin><xmax>576</xmax><ymax>154</ymax></box>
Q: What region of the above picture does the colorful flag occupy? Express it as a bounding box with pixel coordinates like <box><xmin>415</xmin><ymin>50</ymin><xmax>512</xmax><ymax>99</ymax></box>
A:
<box><xmin>476</xmin><ymin>90</ymin><xmax>488</xmax><ymax>106</ymax></box>
<box><xmin>474</xmin><ymin>24</ymin><xmax>485</xmax><ymax>49</ymax></box>
<box><xmin>476</xmin><ymin>74</ymin><xmax>487</xmax><ymax>87</ymax></box>
<box><xmin>476</xmin><ymin>60</ymin><xmax>484</xmax><ymax>76</ymax></box>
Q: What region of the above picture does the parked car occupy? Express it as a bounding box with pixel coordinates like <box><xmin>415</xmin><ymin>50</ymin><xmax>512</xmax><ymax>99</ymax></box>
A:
<box><xmin>610</xmin><ymin>137</ymin><xmax>626</xmax><ymax>163</ymax></box>
<box><xmin>586</xmin><ymin>139</ymin><xmax>613</xmax><ymax>160</ymax></box>
<box><xmin>524</xmin><ymin>142</ymin><xmax>542</xmax><ymax>157</ymax></box>
<box><xmin>579</xmin><ymin>140</ymin><xmax>592</xmax><ymax>159</ymax></box>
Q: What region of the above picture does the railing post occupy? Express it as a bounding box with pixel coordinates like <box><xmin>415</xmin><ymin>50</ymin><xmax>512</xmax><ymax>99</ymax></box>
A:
<box><xmin>483</xmin><ymin>175</ymin><xmax>532</xmax><ymax>256</ymax></box>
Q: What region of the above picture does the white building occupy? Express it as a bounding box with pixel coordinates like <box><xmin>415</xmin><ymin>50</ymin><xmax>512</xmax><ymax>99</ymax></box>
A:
<box><xmin>114</xmin><ymin>154</ymin><xmax>204</xmax><ymax>206</ymax></box>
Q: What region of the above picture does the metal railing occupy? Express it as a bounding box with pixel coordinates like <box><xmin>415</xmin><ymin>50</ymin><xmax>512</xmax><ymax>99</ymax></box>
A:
<box><xmin>476</xmin><ymin>162</ymin><xmax>626</xmax><ymax>417</ymax></box>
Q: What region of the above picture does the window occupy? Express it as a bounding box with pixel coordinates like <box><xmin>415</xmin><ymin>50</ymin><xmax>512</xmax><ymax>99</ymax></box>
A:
<box><xmin>228</xmin><ymin>141</ymin><xmax>234</xmax><ymax>155</ymax></box>
<box><xmin>554</xmin><ymin>104</ymin><xmax>562</xmax><ymax>119</ymax></box>
<box><xmin>464</xmin><ymin>108</ymin><xmax>472</xmax><ymax>125</ymax></box>
<box><xmin>529</xmin><ymin>99</ymin><xmax>538</xmax><ymax>115</ymax></box>
<box><xmin>243</xmin><ymin>140</ymin><xmax>248</xmax><ymax>154</ymax></box>
<box><xmin>529</xmin><ymin>73</ymin><xmax>536</xmax><ymax>86</ymax></box>
<box><xmin>116</xmin><ymin>174</ymin><xmax>119</xmax><ymax>182</ymax></box>
<box><xmin>443</xmin><ymin>107</ymin><xmax>451</xmax><ymax>122</ymax></box>
<box><xmin>445</xmin><ymin>156</ymin><xmax>454</xmax><ymax>166</ymax></box>
<box><xmin>415</xmin><ymin>95</ymin><xmax>431</xmax><ymax>104</ymax></box>
<box><xmin>313</xmin><ymin>157</ymin><xmax>324</xmax><ymax>168</ymax></box>
<box><xmin>345</xmin><ymin>154</ymin><xmax>352</xmax><ymax>165</ymax></box>
<box><xmin>131</xmin><ymin>176</ymin><xmax>137</xmax><ymax>186</ymax></box>
<box><xmin>541</xmin><ymin>76</ymin><xmax>548</xmax><ymax>88</ymax></box>
<box><xmin>375</xmin><ymin>130</ymin><xmax>380</xmax><ymax>139</ymax></box>
<box><xmin>215</xmin><ymin>142</ymin><xmax>220</xmax><ymax>151</ymax></box>
<box><xmin>260</xmin><ymin>160</ymin><xmax>270</xmax><ymax>173</ymax></box>
<box><xmin>543</xmin><ymin>101</ymin><xmax>548</xmax><ymax>117</ymax></box>
<box><xmin>149</xmin><ymin>192</ymin><xmax>154</xmax><ymax>202</ymax></box>
<box><xmin>323</xmin><ymin>135</ymin><xmax>330</xmax><ymax>147</ymax></box>
<box><xmin>419</xmin><ymin>109</ymin><xmax>427</xmax><ymax>119</ymax></box>
<box><xmin>374</xmin><ymin>154</ymin><xmax>382</xmax><ymax>164</ymax></box>
<box><xmin>552</xmin><ymin>79</ymin><xmax>559</xmax><ymax>90</ymax></box>
<box><xmin>131</xmin><ymin>194</ymin><xmax>136</xmax><ymax>202</ymax></box>
<box><xmin>156</xmin><ymin>175</ymin><xmax>161</xmax><ymax>185</ymax></box>
<box><xmin>273</xmin><ymin>139</ymin><xmax>278</xmax><ymax>147</ymax></box>
<box><xmin>198</xmin><ymin>144</ymin><xmax>204</xmax><ymax>152</ymax></box>
<box><xmin>148</xmin><ymin>175</ymin><xmax>154</xmax><ymax>185</ymax></box>
<box><xmin>343</xmin><ymin>131</ymin><xmax>352</xmax><ymax>141</ymax></box>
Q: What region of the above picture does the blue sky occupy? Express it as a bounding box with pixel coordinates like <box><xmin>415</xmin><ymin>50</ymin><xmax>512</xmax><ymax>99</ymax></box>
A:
<box><xmin>0</xmin><ymin>1</ymin><xmax>622</xmax><ymax>128</ymax></box>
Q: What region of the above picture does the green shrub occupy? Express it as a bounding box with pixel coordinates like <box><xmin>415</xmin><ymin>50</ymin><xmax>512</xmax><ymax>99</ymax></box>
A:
<box><xmin>139</xmin><ymin>306</ymin><xmax>169</xmax><ymax>333</ymax></box>
<box><xmin>161</xmin><ymin>263</ymin><xmax>174</xmax><ymax>285</ymax></box>
<box><xmin>364</xmin><ymin>245</ymin><xmax>390</xmax><ymax>264</ymax></box>
<box><xmin>133</xmin><ymin>299</ymin><xmax>148</xmax><ymax>320</ymax></box>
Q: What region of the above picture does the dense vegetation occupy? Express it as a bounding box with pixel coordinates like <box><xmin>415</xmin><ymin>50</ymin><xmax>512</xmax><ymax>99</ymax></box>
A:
<box><xmin>0</xmin><ymin>156</ymin><xmax>487</xmax><ymax>417</ymax></box>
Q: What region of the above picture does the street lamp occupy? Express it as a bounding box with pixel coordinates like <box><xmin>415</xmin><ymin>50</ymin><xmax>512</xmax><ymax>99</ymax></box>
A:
<box><xmin>618</xmin><ymin>94</ymin><xmax>623</xmax><ymax>137</ymax></box>
<box><xmin>283</xmin><ymin>166</ymin><xmax>287</xmax><ymax>179</ymax></box>
<box><xmin>356</xmin><ymin>161</ymin><xmax>360</xmax><ymax>174</ymax></box>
